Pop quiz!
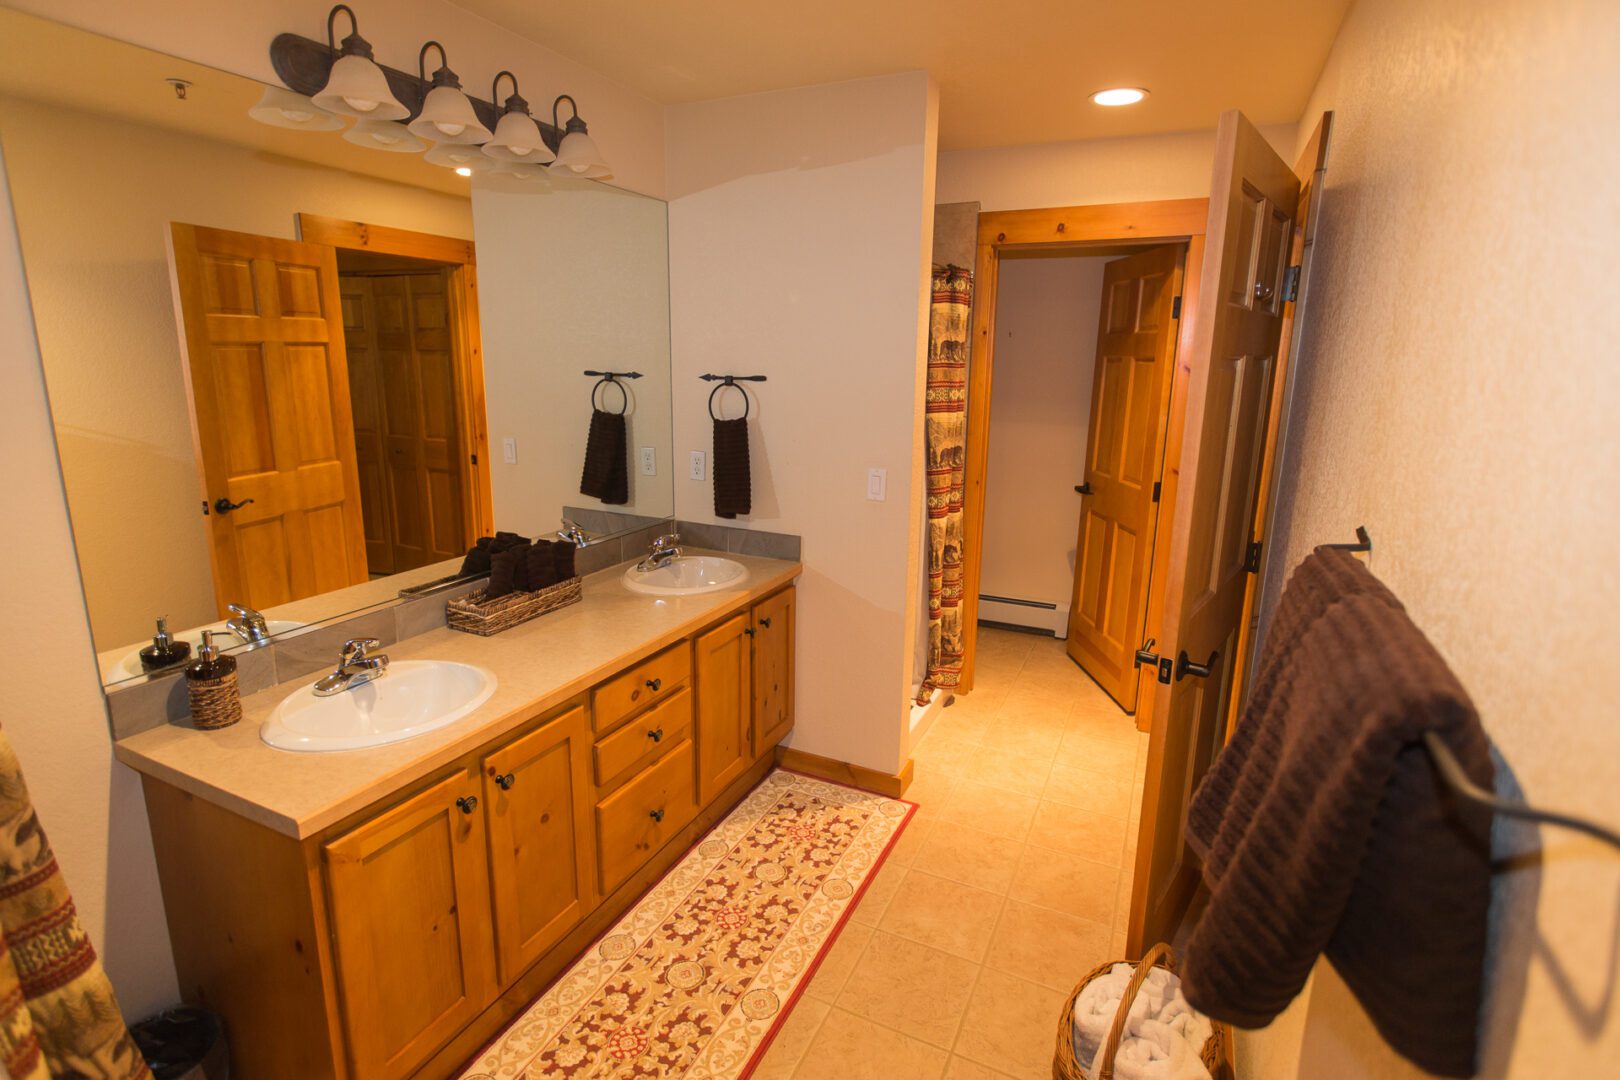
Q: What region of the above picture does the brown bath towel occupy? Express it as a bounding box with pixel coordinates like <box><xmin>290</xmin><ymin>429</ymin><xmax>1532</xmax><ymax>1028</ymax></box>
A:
<box><xmin>1182</xmin><ymin>548</ymin><xmax>1494</xmax><ymax>1078</ymax></box>
<box><xmin>713</xmin><ymin>417</ymin><xmax>751</xmax><ymax>518</ymax></box>
<box><xmin>580</xmin><ymin>408</ymin><xmax>629</xmax><ymax>505</ymax></box>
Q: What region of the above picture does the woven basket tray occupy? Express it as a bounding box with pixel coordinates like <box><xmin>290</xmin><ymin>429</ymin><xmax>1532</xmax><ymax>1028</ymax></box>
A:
<box><xmin>446</xmin><ymin>576</ymin><xmax>582</xmax><ymax>636</ymax></box>
<box><xmin>1053</xmin><ymin>943</ymin><xmax>1231</xmax><ymax>1080</ymax></box>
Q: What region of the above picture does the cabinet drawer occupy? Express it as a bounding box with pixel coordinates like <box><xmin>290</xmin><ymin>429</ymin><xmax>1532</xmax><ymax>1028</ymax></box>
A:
<box><xmin>594</xmin><ymin>688</ymin><xmax>692</xmax><ymax>790</ymax></box>
<box><xmin>595</xmin><ymin>740</ymin><xmax>697</xmax><ymax>896</ymax></box>
<box><xmin>592</xmin><ymin>644</ymin><xmax>691</xmax><ymax>736</ymax></box>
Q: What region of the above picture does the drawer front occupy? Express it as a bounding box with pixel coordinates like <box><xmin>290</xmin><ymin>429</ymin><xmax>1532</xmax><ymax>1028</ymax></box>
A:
<box><xmin>592</xmin><ymin>644</ymin><xmax>691</xmax><ymax>735</ymax></box>
<box><xmin>595</xmin><ymin>740</ymin><xmax>698</xmax><ymax>896</ymax></box>
<box><xmin>594</xmin><ymin>688</ymin><xmax>692</xmax><ymax>790</ymax></box>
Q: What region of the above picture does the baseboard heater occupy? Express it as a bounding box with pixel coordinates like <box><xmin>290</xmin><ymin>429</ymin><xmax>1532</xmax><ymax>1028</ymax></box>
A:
<box><xmin>977</xmin><ymin>593</ymin><xmax>1068</xmax><ymax>638</ymax></box>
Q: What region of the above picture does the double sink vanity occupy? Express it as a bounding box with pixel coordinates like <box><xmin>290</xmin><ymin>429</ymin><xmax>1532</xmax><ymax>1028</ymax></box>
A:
<box><xmin>115</xmin><ymin>550</ymin><xmax>800</xmax><ymax>1080</ymax></box>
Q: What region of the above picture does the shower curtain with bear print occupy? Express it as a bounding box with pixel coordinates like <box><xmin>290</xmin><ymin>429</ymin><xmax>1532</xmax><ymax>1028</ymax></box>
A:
<box><xmin>917</xmin><ymin>264</ymin><xmax>972</xmax><ymax>704</ymax></box>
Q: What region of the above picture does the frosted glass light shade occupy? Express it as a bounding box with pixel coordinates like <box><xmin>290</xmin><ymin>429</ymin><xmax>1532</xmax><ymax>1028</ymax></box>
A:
<box><xmin>408</xmin><ymin>86</ymin><xmax>492</xmax><ymax>144</ymax></box>
<box><xmin>342</xmin><ymin>119</ymin><xmax>425</xmax><ymax>153</ymax></box>
<box><xmin>313</xmin><ymin>54</ymin><xmax>408</xmax><ymax>120</ymax></box>
<box><xmin>425</xmin><ymin>142</ymin><xmax>495</xmax><ymax>172</ymax></box>
<box><xmin>499</xmin><ymin>160</ymin><xmax>553</xmax><ymax>184</ymax></box>
<box><xmin>550</xmin><ymin>129</ymin><xmax>610</xmax><ymax>179</ymax></box>
<box><xmin>482</xmin><ymin>110</ymin><xmax>554</xmax><ymax>163</ymax></box>
<box><xmin>249</xmin><ymin>86</ymin><xmax>344</xmax><ymax>130</ymax></box>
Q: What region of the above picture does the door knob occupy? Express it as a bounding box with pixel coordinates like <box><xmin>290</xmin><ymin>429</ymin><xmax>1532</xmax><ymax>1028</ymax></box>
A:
<box><xmin>493</xmin><ymin>773</ymin><xmax>515</xmax><ymax>790</ymax></box>
<box><xmin>1074</xmin><ymin>482</ymin><xmax>1092</xmax><ymax>495</ymax></box>
<box><xmin>1133</xmin><ymin>638</ymin><xmax>1160</xmax><ymax>668</ymax></box>
<box><xmin>456</xmin><ymin>795</ymin><xmax>479</xmax><ymax>814</ymax></box>
<box><xmin>213</xmin><ymin>496</ymin><xmax>256</xmax><ymax>515</ymax></box>
<box><xmin>1176</xmin><ymin>649</ymin><xmax>1220</xmax><ymax>681</ymax></box>
<box><xmin>1255</xmin><ymin>281</ymin><xmax>1275</xmax><ymax>301</ymax></box>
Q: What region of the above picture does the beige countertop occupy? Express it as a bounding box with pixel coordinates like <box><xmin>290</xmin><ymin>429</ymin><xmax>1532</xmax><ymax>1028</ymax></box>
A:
<box><xmin>114</xmin><ymin>553</ymin><xmax>800</xmax><ymax>840</ymax></box>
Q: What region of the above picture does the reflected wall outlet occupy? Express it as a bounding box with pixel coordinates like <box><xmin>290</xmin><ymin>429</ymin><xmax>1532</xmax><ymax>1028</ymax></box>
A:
<box><xmin>639</xmin><ymin>446</ymin><xmax>657</xmax><ymax>476</ymax></box>
<box><xmin>689</xmin><ymin>450</ymin><xmax>706</xmax><ymax>481</ymax></box>
<box><xmin>867</xmin><ymin>468</ymin><xmax>887</xmax><ymax>501</ymax></box>
<box><xmin>502</xmin><ymin>437</ymin><xmax>517</xmax><ymax>464</ymax></box>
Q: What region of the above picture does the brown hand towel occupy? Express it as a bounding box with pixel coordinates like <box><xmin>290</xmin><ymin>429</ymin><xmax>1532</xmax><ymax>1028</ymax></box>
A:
<box><xmin>524</xmin><ymin>541</ymin><xmax>560</xmax><ymax>592</ymax></box>
<box><xmin>1181</xmin><ymin>548</ymin><xmax>1493</xmax><ymax>1078</ymax></box>
<box><xmin>713</xmin><ymin>417</ymin><xmax>750</xmax><ymax>518</ymax></box>
<box><xmin>552</xmin><ymin>541</ymin><xmax>576</xmax><ymax>582</ymax></box>
<box><xmin>580</xmin><ymin>409</ymin><xmax>629</xmax><ymax>505</ymax></box>
<box><xmin>485</xmin><ymin>547</ymin><xmax>524</xmax><ymax>599</ymax></box>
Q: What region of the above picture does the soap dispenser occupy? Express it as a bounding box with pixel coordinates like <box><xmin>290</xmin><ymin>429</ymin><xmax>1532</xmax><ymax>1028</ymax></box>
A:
<box><xmin>138</xmin><ymin>616</ymin><xmax>191</xmax><ymax>672</ymax></box>
<box><xmin>184</xmin><ymin>630</ymin><xmax>242</xmax><ymax>730</ymax></box>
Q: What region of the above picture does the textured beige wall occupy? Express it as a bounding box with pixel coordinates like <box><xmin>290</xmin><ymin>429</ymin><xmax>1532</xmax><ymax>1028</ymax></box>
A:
<box><xmin>666</xmin><ymin>72</ymin><xmax>938</xmax><ymax>775</ymax></box>
<box><xmin>1246</xmin><ymin>0</ymin><xmax>1620</xmax><ymax>1075</ymax></box>
<box><xmin>0</xmin><ymin>97</ymin><xmax>473</xmax><ymax>655</ymax></box>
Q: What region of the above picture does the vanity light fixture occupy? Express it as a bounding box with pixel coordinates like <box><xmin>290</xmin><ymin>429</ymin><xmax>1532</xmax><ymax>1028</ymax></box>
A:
<box><xmin>482</xmin><ymin>71</ymin><xmax>555</xmax><ymax>164</ymax></box>
<box><xmin>309</xmin><ymin>4</ymin><xmax>408</xmax><ymax>120</ymax></box>
<box><xmin>424</xmin><ymin>141</ymin><xmax>496</xmax><ymax>173</ymax></box>
<box><xmin>407</xmin><ymin>41</ymin><xmax>493</xmax><ymax>144</ymax></box>
<box><xmin>343</xmin><ymin>118</ymin><xmax>425</xmax><ymax>152</ymax></box>
<box><xmin>549</xmin><ymin>95</ymin><xmax>611</xmax><ymax>178</ymax></box>
<box><xmin>1091</xmin><ymin>87</ymin><xmax>1148</xmax><ymax>107</ymax></box>
<box><xmin>249</xmin><ymin>85</ymin><xmax>345</xmax><ymax>130</ymax></box>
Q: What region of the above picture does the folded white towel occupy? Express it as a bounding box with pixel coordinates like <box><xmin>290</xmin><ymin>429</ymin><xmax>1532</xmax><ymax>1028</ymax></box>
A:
<box><xmin>1072</xmin><ymin>962</ymin><xmax>1212</xmax><ymax>1080</ymax></box>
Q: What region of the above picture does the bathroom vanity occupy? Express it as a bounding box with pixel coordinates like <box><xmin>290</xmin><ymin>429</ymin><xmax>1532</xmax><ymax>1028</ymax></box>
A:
<box><xmin>115</xmin><ymin>554</ymin><xmax>798</xmax><ymax>1080</ymax></box>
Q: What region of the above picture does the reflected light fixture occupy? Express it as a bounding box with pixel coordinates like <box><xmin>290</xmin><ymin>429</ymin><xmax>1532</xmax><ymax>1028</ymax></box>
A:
<box><xmin>407</xmin><ymin>41</ymin><xmax>493</xmax><ymax>144</ymax></box>
<box><xmin>343</xmin><ymin>119</ymin><xmax>425</xmax><ymax>152</ymax></box>
<box><xmin>249</xmin><ymin>85</ymin><xmax>344</xmax><ymax>130</ymax></box>
<box><xmin>482</xmin><ymin>71</ymin><xmax>555</xmax><ymax>164</ymax></box>
<box><xmin>549</xmin><ymin>95</ymin><xmax>610</xmax><ymax>179</ymax></box>
<box><xmin>1091</xmin><ymin>87</ymin><xmax>1148</xmax><ymax>107</ymax></box>
<box><xmin>425</xmin><ymin>141</ymin><xmax>495</xmax><ymax>173</ymax></box>
<box><xmin>310</xmin><ymin>4</ymin><xmax>409</xmax><ymax>120</ymax></box>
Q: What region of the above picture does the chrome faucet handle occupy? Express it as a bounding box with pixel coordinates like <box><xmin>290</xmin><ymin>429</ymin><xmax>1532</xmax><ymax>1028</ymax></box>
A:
<box><xmin>340</xmin><ymin>638</ymin><xmax>382</xmax><ymax>664</ymax></box>
<box><xmin>226</xmin><ymin>603</ymin><xmax>267</xmax><ymax>627</ymax></box>
<box><xmin>650</xmin><ymin>532</ymin><xmax>681</xmax><ymax>551</ymax></box>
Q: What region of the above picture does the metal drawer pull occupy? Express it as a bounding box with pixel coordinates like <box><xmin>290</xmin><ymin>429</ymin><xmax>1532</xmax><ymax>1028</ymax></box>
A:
<box><xmin>456</xmin><ymin>795</ymin><xmax>479</xmax><ymax>814</ymax></box>
<box><xmin>647</xmin><ymin>728</ymin><xmax>663</xmax><ymax>743</ymax></box>
<box><xmin>494</xmin><ymin>773</ymin><xmax>515</xmax><ymax>790</ymax></box>
<box><xmin>646</xmin><ymin>677</ymin><xmax>662</xmax><ymax>692</ymax></box>
<box><xmin>648</xmin><ymin>808</ymin><xmax>665</xmax><ymax>823</ymax></box>
<box><xmin>759</xmin><ymin>617</ymin><xmax>772</xmax><ymax>629</ymax></box>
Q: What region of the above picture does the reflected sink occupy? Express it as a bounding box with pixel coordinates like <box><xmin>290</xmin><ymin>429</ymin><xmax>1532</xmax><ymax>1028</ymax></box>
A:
<box><xmin>261</xmin><ymin>660</ymin><xmax>497</xmax><ymax>752</ymax></box>
<box><xmin>622</xmin><ymin>556</ymin><xmax>749</xmax><ymax>596</ymax></box>
<box><xmin>115</xmin><ymin>619</ymin><xmax>305</xmax><ymax>680</ymax></box>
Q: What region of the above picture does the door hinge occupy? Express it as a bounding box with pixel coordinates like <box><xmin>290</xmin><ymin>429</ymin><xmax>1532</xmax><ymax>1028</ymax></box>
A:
<box><xmin>1244</xmin><ymin>540</ymin><xmax>1263</xmax><ymax>574</ymax></box>
<box><xmin>1151</xmin><ymin>480</ymin><xmax>1161</xmax><ymax>503</ymax></box>
<box><xmin>1282</xmin><ymin>265</ymin><xmax>1301</xmax><ymax>303</ymax></box>
<box><xmin>200</xmin><ymin>500</ymin><xmax>209</xmax><ymax>516</ymax></box>
<box><xmin>1171</xmin><ymin>295</ymin><xmax>1182</xmax><ymax>320</ymax></box>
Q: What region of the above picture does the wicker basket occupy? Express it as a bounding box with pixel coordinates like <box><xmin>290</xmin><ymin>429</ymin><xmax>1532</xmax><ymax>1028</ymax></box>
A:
<box><xmin>446</xmin><ymin>576</ymin><xmax>582</xmax><ymax>636</ymax></box>
<box><xmin>1053</xmin><ymin>943</ymin><xmax>1230</xmax><ymax>1080</ymax></box>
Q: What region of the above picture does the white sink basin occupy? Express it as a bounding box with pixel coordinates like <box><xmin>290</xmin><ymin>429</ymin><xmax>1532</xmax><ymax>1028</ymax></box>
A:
<box><xmin>114</xmin><ymin>619</ymin><xmax>305</xmax><ymax>680</ymax></box>
<box><xmin>622</xmin><ymin>556</ymin><xmax>749</xmax><ymax>596</ymax></box>
<box><xmin>261</xmin><ymin>660</ymin><xmax>496</xmax><ymax>752</ymax></box>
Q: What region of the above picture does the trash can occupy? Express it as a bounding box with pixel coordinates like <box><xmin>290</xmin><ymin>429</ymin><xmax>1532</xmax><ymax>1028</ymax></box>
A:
<box><xmin>130</xmin><ymin>1007</ymin><xmax>229</xmax><ymax>1080</ymax></box>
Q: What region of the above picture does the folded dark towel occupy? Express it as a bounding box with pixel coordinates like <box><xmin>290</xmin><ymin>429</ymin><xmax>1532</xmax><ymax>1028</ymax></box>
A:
<box><xmin>525</xmin><ymin>542</ymin><xmax>560</xmax><ymax>592</ymax></box>
<box><xmin>713</xmin><ymin>417</ymin><xmax>750</xmax><ymax>519</ymax></box>
<box><xmin>580</xmin><ymin>409</ymin><xmax>629</xmax><ymax>505</ymax></box>
<box><xmin>485</xmin><ymin>547</ymin><xmax>524</xmax><ymax>599</ymax></box>
<box><xmin>1182</xmin><ymin>548</ymin><xmax>1493</xmax><ymax>1078</ymax></box>
<box><xmin>552</xmin><ymin>541</ymin><xmax>575</xmax><ymax>582</ymax></box>
<box><xmin>460</xmin><ymin>532</ymin><xmax>530</xmax><ymax>578</ymax></box>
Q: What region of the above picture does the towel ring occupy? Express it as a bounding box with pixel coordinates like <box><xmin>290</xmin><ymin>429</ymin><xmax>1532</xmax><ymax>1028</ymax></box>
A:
<box><xmin>592</xmin><ymin>376</ymin><xmax>629</xmax><ymax>416</ymax></box>
<box><xmin>708</xmin><ymin>381</ymin><xmax>749</xmax><ymax>422</ymax></box>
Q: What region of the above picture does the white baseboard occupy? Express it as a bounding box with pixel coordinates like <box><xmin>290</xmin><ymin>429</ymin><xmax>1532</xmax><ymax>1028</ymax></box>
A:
<box><xmin>908</xmin><ymin>685</ymin><xmax>945</xmax><ymax>742</ymax></box>
<box><xmin>977</xmin><ymin>596</ymin><xmax>1068</xmax><ymax>638</ymax></box>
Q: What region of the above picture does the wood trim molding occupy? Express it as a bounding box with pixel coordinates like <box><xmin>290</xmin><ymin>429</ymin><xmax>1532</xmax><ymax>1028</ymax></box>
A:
<box><xmin>774</xmin><ymin>746</ymin><xmax>913</xmax><ymax>799</ymax></box>
<box><xmin>977</xmin><ymin>198</ymin><xmax>1209</xmax><ymax>250</ymax></box>
<box><xmin>297</xmin><ymin>213</ymin><xmax>476</xmax><ymax>265</ymax></box>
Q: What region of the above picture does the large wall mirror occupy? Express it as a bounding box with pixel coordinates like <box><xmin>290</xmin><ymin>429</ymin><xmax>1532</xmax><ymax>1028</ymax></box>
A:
<box><xmin>0</xmin><ymin>9</ymin><xmax>674</xmax><ymax>689</ymax></box>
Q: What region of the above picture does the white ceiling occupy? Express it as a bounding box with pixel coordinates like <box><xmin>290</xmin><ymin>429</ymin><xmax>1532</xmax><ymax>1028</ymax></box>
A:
<box><xmin>449</xmin><ymin>0</ymin><xmax>1353</xmax><ymax>150</ymax></box>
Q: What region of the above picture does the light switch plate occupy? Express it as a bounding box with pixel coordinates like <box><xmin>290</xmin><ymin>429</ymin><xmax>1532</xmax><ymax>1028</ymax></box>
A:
<box><xmin>502</xmin><ymin>437</ymin><xmax>518</xmax><ymax>464</ymax></box>
<box><xmin>639</xmin><ymin>446</ymin><xmax>657</xmax><ymax>476</ymax></box>
<box><xmin>867</xmin><ymin>468</ymin><xmax>887</xmax><ymax>501</ymax></box>
<box><xmin>689</xmin><ymin>450</ymin><xmax>706</xmax><ymax>481</ymax></box>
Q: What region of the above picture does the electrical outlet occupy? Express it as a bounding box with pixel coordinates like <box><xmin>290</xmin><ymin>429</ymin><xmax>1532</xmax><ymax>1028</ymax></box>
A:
<box><xmin>689</xmin><ymin>450</ymin><xmax>706</xmax><ymax>481</ymax></box>
<box><xmin>502</xmin><ymin>437</ymin><xmax>518</xmax><ymax>464</ymax></box>
<box><xmin>639</xmin><ymin>446</ymin><xmax>657</xmax><ymax>476</ymax></box>
<box><xmin>867</xmin><ymin>468</ymin><xmax>887</xmax><ymax>501</ymax></box>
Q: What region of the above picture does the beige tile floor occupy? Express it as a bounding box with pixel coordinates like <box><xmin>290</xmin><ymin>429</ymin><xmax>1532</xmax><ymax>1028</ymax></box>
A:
<box><xmin>757</xmin><ymin>628</ymin><xmax>1151</xmax><ymax>1080</ymax></box>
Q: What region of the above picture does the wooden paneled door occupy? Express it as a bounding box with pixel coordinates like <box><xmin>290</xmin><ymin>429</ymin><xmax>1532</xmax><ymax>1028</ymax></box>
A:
<box><xmin>1066</xmin><ymin>245</ymin><xmax>1184</xmax><ymax>711</ymax></box>
<box><xmin>340</xmin><ymin>270</ymin><xmax>467</xmax><ymax>576</ymax></box>
<box><xmin>167</xmin><ymin>224</ymin><xmax>369</xmax><ymax>614</ymax></box>
<box><xmin>695</xmin><ymin>614</ymin><xmax>752</xmax><ymax>803</ymax></box>
<box><xmin>1129</xmin><ymin>111</ymin><xmax>1300</xmax><ymax>953</ymax></box>
<box><xmin>751</xmin><ymin>588</ymin><xmax>796</xmax><ymax>755</ymax></box>
<box><xmin>325</xmin><ymin>769</ymin><xmax>495</xmax><ymax>1080</ymax></box>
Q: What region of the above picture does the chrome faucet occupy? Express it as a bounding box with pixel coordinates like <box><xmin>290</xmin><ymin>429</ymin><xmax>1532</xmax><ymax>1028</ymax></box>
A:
<box><xmin>225</xmin><ymin>603</ymin><xmax>270</xmax><ymax>645</ymax></box>
<box><xmin>637</xmin><ymin>533</ymin><xmax>683</xmax><ymax>572</ymax></box>
<box><xmin>557</xmin><ymin>519</ymin><xmax>592</xmax><ymax>547</ymax></box>
<box><xmin>313</xmin><ymin>638</ymin><xmax>389</xmax><ymax>697</ymax></box>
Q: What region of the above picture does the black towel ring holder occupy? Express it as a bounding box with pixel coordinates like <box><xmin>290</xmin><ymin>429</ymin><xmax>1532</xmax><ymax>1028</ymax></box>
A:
<box><xmin>708</xmin><ymin>381</ymin><xmax>749</xmax><ymax>422</ymax></box>
<box><xmin>592</xmin><ymin>376</ymin><xmax>629</xmax><ymax>416</ymax></box>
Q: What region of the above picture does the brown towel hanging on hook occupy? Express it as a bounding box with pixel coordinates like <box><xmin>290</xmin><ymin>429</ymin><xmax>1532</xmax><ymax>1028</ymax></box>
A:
<box><xmin>711</xmin><ymin>381</ymin><xmax>751</xmax><ymax>518</ymax></box>
<box><xmin>580</xmin><ymin>378</ymin><xmax>629</xmax><ymax>505</ymax></box>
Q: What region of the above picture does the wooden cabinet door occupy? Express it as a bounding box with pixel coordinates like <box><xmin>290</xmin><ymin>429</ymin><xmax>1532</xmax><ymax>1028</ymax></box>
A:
<box><xmin>482</xmin><ymin>705</ymin><xmax>596</xmax><ymax>985</ymax></box>
<box><xmin>751</xmin><ymin>587</ymin><xmax>796</xmax><ymax>754</ymax></box>
<box><xmin>695</xmin><ymin>614</ymin><xmax>751</xmax><ymax>803</ymax></box>
<box><xmin>325</xmin><ymin>770</ymin><xmax>494</xmax><ymax>1080</ymax></box>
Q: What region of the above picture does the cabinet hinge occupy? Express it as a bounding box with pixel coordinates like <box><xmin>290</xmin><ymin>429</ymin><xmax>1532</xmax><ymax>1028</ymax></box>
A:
<box><xmin>1171</xmin><ymin>295</ymin><xmax>1182</xmax><ymax>320</ymax></box>
<box><xmin>470</xmin><ymin>452</ymin><xmax>479</xmax><ymax>466</ymax></box>
<box><xmin>1282</xmin><ymin>265</ymin><xmax>1301</xmax><ymax>303</ymax></box>
<box><xmin>1244</xmin><ymin>540</ymin><xmax>1263</xmax><ymax>574</ymax></box>
<box><xmin>1151</xmin><ymin>480</ymin><xmax>1161</xmax><ymax>503</ymax></box>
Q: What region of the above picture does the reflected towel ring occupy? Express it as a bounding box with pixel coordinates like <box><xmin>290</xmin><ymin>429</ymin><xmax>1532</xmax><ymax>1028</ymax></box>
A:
<box><xmin>708</xmin><ymin>381</ymin><xmax>749</xmax><ymax>422</ymax></box>
<box><xmin>592</xmin><ymin>376</ymin><xmax>629</xmax><ymax>416</ymax></box>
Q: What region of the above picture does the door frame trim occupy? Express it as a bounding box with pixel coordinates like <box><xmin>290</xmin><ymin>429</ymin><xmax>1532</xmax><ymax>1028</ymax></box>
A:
<box><xmin>960</xmin><ymin>198</ymin><xmax>1209</xmax><ymax>741</ymax></box>
<box><xmin>296</xmin><ymin>213</ymin><xmax>496</xmax><ymax>542</ymax></box>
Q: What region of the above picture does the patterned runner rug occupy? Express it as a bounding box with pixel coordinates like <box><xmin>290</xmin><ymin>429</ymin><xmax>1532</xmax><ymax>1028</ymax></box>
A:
<box><xmin>460</xmin><ymin>769</ymin><xmax>915</xmax><ymax>1079</ymax></box>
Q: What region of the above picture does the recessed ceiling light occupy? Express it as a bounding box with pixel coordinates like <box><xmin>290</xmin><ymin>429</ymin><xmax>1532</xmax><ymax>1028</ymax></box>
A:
<box><xmin>455</xmin><ymin>166</ymin><xmax>473</xmax><ymax>177</ymax></box>
<box><xmin>1091</xmin><ymin>87</ymin><xmax>1148</xmax><ymax>107</ymax></box>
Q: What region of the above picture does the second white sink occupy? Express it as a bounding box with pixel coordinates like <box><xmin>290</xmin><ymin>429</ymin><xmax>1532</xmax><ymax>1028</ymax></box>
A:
<box><xmin>622</xmin><ymin>555</ymin><xmax>749</xmax><ymax>596</ymax></box>
<box><xmin>261</xmin><ymin>660</ymin><xmax>496</xmax><ymax>753</ymax></box>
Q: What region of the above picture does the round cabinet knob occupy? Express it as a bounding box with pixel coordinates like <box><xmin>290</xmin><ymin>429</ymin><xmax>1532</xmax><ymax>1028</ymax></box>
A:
<box><xmin>456</xmin><ymin>795</ymin><xmax>479</xmax><ymax>814</ymax></box>
<box><xmin>494</xmin><ymin>773</ymin><xmax>515</xmax><ymax>790</ymax></box>
<box><xmin>647</xmin><ymin>728</ymin><xmax>664</xmax><ymax>743</ymax></box>
<box><xmin>648</xmin><ymin>808</ymin><xmax>666</xmax><ymax>823</ymax></box>
<box><xmin>645</xmin><ymin>677</ymin><xmax>662</xmax><ymax>692</ymax></box>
